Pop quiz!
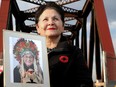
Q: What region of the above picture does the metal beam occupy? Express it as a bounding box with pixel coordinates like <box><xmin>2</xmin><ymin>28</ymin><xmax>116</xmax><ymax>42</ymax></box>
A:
<box><xmin>56</xmin><ymin>0</ymin><xmax>80</xmax><ymax>5</ymax></box>
<box><xmin>0</xmin><ymin>0</ymin><xmax>11</xmax><ymax>52</ymax></box>
<box><xmin>81</xmin><ymin>0</ymin><xmax>92</xmax><ymax>18</ymax></box>
<box><xmin>94</xmin><ymin>0</ymin><xmax>116</xmax><ymax>80</ymax></box>
<box><xmin>94</xmin><ymin>0</ymin><xmax>115</xmax><ymax>57</ymax></box>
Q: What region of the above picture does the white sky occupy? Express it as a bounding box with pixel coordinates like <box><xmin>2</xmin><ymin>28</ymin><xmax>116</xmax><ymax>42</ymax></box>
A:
<box><xmin>0</xmin><ymin>0</ymin><xmax>1</xmax><ymax>6</ymax></box>
<box><xmin>103</xmin><ymin>0</ymin><xmax>116</xmax><ymax>53</ymax></box>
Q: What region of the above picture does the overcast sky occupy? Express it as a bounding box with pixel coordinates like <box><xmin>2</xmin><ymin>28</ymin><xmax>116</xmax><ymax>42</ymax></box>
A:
<box><xmin>103</xmin><ymin>0</ymin><xmax>116</xmax><ymax>53</ymax></box>
<box><xmin>0</xmin><ymin>0</ymin><xmax>116</xmax><ymax>53</ymax></box>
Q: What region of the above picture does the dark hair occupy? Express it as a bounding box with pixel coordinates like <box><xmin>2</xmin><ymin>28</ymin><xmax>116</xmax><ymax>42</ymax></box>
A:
<box><xmin>35</xmin><ymin>2</ymin><xmax>64</xmax><ymax>24</ymax></box>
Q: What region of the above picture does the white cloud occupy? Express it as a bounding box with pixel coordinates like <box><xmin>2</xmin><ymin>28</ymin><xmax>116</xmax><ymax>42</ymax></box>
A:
<box><xmin>112</xmin><ymin>38</ymin><xmax>116</xmax><ymax>54</ymax></box>
<box><xmin>0</xmin><ymin>0</ymin><xmax>1</xmax><ymax>7</ymax></box>
<box><xmin>109</xmin><ymin>21</ymin><xmax>116</xmax><ymax>30</ymax></box>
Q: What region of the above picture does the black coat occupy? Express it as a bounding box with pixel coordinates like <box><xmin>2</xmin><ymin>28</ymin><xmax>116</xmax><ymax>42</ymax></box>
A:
<box><xmin>48</xmin><ymin>36</ymin><xmax>93</xmax><ymax>87</ymax></box>
<box><xmin>0</xmin><ymin>72</ymin><xmax>3</xmax><ymax>87</ymax></box>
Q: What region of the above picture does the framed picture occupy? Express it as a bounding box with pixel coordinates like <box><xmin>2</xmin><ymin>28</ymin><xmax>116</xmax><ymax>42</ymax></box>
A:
<box><xmin>3</xmin><ymin>30</ymin><xmax>50</xmax><ymax>87</ymax></box>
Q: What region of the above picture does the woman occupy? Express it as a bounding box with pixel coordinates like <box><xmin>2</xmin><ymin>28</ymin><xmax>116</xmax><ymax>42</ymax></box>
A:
<box><xmin>35</xmin><ymin>2</ymin><xmax>93</xmax><ymax>87</ymax></box>
<box><xmin>13</xmin><ymin>38</ymin><xmax>43</xmax><ymax>84</ymax></box>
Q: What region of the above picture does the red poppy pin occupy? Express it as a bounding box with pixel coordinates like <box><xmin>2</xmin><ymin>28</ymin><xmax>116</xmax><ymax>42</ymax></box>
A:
<box><xmin>59</xmin><ymin>56</ymin><xmax>69</xmax><ymax>63</ymax></box>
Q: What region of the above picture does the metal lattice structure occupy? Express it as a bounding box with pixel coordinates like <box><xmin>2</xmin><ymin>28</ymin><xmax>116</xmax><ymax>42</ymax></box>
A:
<box><xmin>0</xmin><ymin>0</ymin><xmax>116</xmax><ymax>85</ymax></box>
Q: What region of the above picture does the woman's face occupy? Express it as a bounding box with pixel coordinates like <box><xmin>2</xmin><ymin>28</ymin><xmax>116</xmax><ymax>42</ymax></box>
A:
<box><xmin>36</xmin><ymin>8</ymin><xmax>64</xmax><ymax>37</ymax></box>
<box><xmin>22</xmin><ymin>53</ymin><xmax>34</xmax><ymax>67</ymax></box>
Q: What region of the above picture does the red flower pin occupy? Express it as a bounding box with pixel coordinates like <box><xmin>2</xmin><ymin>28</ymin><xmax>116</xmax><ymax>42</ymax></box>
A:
<box><xmin>59</xmin><ymin>56</ymin><xmax>69</xmax><ymax>63</ymax></box>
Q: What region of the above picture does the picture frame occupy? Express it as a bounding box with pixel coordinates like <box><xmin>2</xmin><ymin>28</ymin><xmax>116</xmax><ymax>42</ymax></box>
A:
<box><xmin>3</xmin><ymin>30</ymin><xmax>50</xmax><ymax>87</ymax></box>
